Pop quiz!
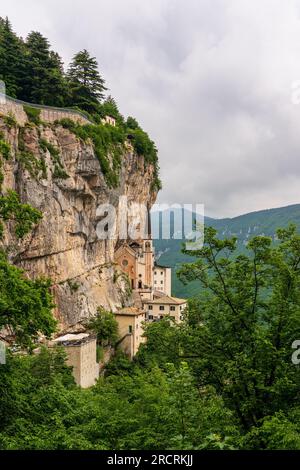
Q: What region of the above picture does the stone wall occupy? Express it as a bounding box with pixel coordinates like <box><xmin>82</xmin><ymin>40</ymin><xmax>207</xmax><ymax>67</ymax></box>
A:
<box><xmin>63</xmin><ymin>337</ymin><xmax>99</xmax><ymax>388</ymax></box>
<box><xmin>0</xmin><ymin>97</ymin><xmax>90</xmax><ymax>126</ymax></box>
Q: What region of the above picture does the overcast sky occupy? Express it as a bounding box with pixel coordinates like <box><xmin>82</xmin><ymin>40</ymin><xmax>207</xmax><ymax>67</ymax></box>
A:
<box><xmin>3</xmin><ymin>0</ymin><xmax>300</xmax><ymax>218</ymax></box>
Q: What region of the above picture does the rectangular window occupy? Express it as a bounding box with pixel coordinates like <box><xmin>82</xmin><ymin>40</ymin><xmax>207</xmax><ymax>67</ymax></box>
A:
<box><xmin>148</xmin><ymin>305</ymin><xmax>153</xmax><ymax>310</ymax></box>
<box><xmin>159</xmin><ymin>306</ymin><xmax>165</xmax><ymax>311</ymax></box>
<box><xmin>160</xmin><ymin>280</ymin><xmax>163</xmax><ymax>284</ymax></box>
<box><xmin>148</xmin><ymin>315</ymin><xmax>153</xmax><ymax>320</ymax></box>
<box><xmin>170</xmin><ymin>306</ymin><xmax>176</xmax><ymax>311</ymax></box>
<box><xmin>129</xmin><ymin>325</ymin><xmax>133</xmax><ymax>333</ymax></box>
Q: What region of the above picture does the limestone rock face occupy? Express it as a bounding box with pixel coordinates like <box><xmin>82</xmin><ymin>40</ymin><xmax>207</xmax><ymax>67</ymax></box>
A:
<box><xmin>0</xmin><ymin>119</ymin><xmax>157</xmax><ymax>329</ymax></box>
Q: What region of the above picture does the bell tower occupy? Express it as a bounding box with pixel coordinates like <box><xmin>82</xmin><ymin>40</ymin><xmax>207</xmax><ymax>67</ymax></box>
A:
<box><xmin>143</xmin><ymin>204</ymin><xmax>154</xmax><ymax>288</ymax></box>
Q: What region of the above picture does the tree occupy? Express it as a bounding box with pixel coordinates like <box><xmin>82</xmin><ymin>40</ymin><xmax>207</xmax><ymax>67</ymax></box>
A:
<box><xmin>101</xmin><ymin>96</ymin><xmax>119</xmax><ymax>118</ymax></box>
<box><xmin>0</xmin><ymin>252</ymin><xmax>56</xmax><ymax>348</ymax></box>
<box><xmin>177</xmin><ymin>225</ymin><xmax>300</xmax><ymax>431</ymax></box>
<box><xmin>126</xmin><ymin>116</ymin><xmax>139</xmax><ymax>130</ymax></box>
<box><xmin>67</xmin><ymin>49</ymin><xmax>107</xmax><ymax>113</ymax></box>
<box><xmin>100</xmin><ymin>95</ymin><xmax>124</xmax><ymax>126</ymax></box>
<box><xmin>0</xmin><ymin>17</ymin><xmax>25</xmax><ymax>97</ymax></box>
<box><xmin>136</xmin><ymin>317</ymin><xmax>182</xmax><ymax>368</ymax></box>
<box><xmin>22</xmin><ymin>31</ymin><xmax>67</xmax><ymax>106</ymax></box>
<box><xmin>85</xmin><ymin>307</ymin><xmax>118</xmax><ymax>347</ymax></box>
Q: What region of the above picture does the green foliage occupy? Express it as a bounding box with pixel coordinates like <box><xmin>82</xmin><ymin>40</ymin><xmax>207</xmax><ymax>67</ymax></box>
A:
<box><xmin>55</xmin><ymin>119</ymin><xmax>125</xmax><ymax>187</ymax></box>
<box><xmin>0</xmin><ymin>351</ymin><xmax>238</xmax><ymax>450</ymax></box>
<box><xmin>1</xmin><ymin>222</ymin><xmax>300</xmax><ymax>450</ymax></box>
<box><xmin>136</xmin><ymin>317</ymin><xmax>182</xmax><ymax>369</ymax></box>
<box><xmin>96</xmin><ymin>345</ymin><xmax>104</xmax><ymax>363</ymax></box>
<box><xmin>67</xmin><ymin>49</ymin><xmax>107</xmax><ymax>114</ymax></box>
<box><xmin>0</xmin><ymin>181</ymin><xmax>55</xmax><ymax>351</ymax></box>
<box><xmin>0</xmin><ymin>138</ymin><xmax>10</xmax><ymax>160</ymax></box>
<box><xmin>0</xmin><ymin>252</ymin><xmax>56</xmax><ymax>348</ymax></box>
<box><xmin>2</xmin><ymin>113</ymin><xmax>17</xmax><ymax>128</ymax></box>
<box><xmin>23</xmin><ymin>105</ymin><xmax>41</xmax><ymax>125</ymax></box>
<box><xmin>0</xmin><ymin>17</ymin><xmax>25</xmax><ymax>97</ymax></box>
<box><xmin>0</xmin><ymin>16</ymin><xmax>161</xmax><ymax>193</ymax></box>
<box><xmin>21</xmin><ymin>31</ymin><xmax>67</xmax><ymax>106</ymax></box>
<box><xmin>0</xmin><ymin>189</ymin><xmax>42</xmax><ymax>239</ymax></box>
<box><xmin>175</xmin><ymin>225</ymin><xmax>300</xmax><ymax>431</ymax></box>
<box><xmin>127</xmin><ymin>121</ymin><xmax>161</xmax><ymax>191</ymax></box>
<box><xmin>54</xmin><ymin>117</ymin><xmax>76</xmax><ymax>132</ymax></box>
<box><xmin>126</xmin><ymin>116</ymin><xmax>139</xmax><ymax>130</ymax></box>
<box><xmin>55</xmin><ymin>117</ymin><xmax>161</xmax><ymax>189</ymax></box>
<box><xmin>99</xmin><ymin>96</ymin><xmax>124</xmax><ymax>126</ymax></box>
<box><xmin>104</xmin><ymin>350</ymin><xmax>134</xmax><ymax>377</ymax></box>
<box><xmin>53</xmin><ymin>164</ymin><xmax>69</xmax><ymax>180</ymax></box>
<box><xmin>16</xmin><ymin>127</ymin><xmax>48</xmax><ymax>179</ymax></box>
<box><xmin>85</xmin><ymin>307</ymin><xmax>119</xmax><ymax>347</ymax></box>
<box><xmin>39</xmin><ymin>138</ymin><xmax>60</xmax><ymax>161</ymax></box>
<box><xmin>239</xmin><ymin>408</ymin><xmax>300</xmax><ymax>450</ymax></box>
<box><xmin>17</xmin><ymin>150</ymin><xmax>46</xmax><ymax>179</ymax></box>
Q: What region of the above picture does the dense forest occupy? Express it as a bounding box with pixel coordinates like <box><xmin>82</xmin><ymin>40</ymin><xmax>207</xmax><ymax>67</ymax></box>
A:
<box><xmin>1</xmin><ymin>17</ymin><xmax>300</xmax><ymax>450</ymax></box>
<box><xmin>2</xmin><ymin>223</ymin><xmax>300</xmax><ymax>449</ymax></box>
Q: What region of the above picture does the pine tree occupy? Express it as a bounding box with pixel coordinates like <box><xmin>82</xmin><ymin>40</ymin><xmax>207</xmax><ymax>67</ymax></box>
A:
<box><xmin>0</xmin><ymin>17</ymin><xmax>24</xmax><ymax>97</ymax></box>
<box><xmin>102</xmin><ymin>95</ymin><xmax>119</xmax><ymax>119</ymax></box>
<box><xmin>67</xmin><ymin>49</ymin><xmax>107</xmax><ymax>113</ymax></box>
<box><xmin>22</xmin><ymin>31</ymin><xmax>67</xmax><ymax>106</ymax></box>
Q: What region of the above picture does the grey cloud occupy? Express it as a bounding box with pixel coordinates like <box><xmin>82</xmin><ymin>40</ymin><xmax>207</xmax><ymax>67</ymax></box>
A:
<box><xmin>3</xmin><ymin>0</ymin><xmax>300</xmax><ymax>217</ymax></box>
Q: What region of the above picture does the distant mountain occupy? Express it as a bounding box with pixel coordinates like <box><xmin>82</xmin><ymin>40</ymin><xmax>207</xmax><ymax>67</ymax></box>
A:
<box><xmin>153</xmin><ymin>204</ymin><xmax>300</xmax><ymax>298</ymax></box>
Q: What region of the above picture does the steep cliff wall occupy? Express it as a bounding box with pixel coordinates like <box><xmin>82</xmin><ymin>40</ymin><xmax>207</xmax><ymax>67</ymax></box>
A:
<box><xmin>0</xmin><ymin>117</ymin><xmax>157</xmax><ymax>330</ymax></box>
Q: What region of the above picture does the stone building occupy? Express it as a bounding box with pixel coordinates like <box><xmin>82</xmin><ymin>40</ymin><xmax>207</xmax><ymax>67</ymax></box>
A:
<box><xmin>52</xmin><ymin>333</ymin><xmax>99</xmax><ymax>388</ymax></box>
<box><xmin>153</xmin><ymin>264</ymin><xmax>172</xmax><ymax>296</ymax></box>
<box><xmin>143</xmin><ymin>295</ymin><xmax>187</xmax><ymax>323</ymax></box>
<box><xmin>114</xmin><ymin>239</ymin><xmax>154</xmax><ymax>293</ymax></box>
<box><xmin>115</xmin><ymin>307</ymin><xmax>146</xmax><ymax>358</ymax></box>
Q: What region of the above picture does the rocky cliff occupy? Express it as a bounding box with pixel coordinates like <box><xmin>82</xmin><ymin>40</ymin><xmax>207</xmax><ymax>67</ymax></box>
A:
<box><xmin>0</xmin><ymin>116</ymin><xmax>157</xmax><ymax>330</ymax></box>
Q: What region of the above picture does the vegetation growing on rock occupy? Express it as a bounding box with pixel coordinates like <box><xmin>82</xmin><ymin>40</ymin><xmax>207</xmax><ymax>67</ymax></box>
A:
<box><xmin>0</xmin><ymin>16</ymin><xmax>161</xmax><ymax>191</ymax></box>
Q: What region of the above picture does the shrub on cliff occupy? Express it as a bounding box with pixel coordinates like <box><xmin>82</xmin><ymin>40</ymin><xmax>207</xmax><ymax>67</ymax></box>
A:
<box><xmin>85</xmin><ymin>307</ymin><xmax>119</xmax><ymax>348</ymax></box>
<box><xmin>0</xmin><ymin>188</ymin><xmax>56</xmax><ymax>348</ymax></box>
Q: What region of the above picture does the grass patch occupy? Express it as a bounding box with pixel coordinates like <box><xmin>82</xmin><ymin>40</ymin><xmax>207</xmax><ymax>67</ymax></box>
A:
<box><xmin>54</xmin><ymin>117</ymin><xmax>161</xmax><ymax>190</ymax></box>
<box><xmin>53</xmin><ymin>164</ymin><xmax>69</xmax><ymax>180</ymax></box>
<box><xmin>23</xmin><ymin>105</ymin><xmax>41</xmax><ymax>125</ymax></box>
<box><xmin>17</xmin><ymin>150</ymin><xmax>47</xmax><ymax>179</ymax></box>
<box><xmin>39</xmin><ymin>138</ymin><xmax>61</xmax><ymax>165</ymax></box>
<box><xmin>0</xmin><ymin>139</ymin><xmax>11</xmax><ymax>160</ymax></box>
<box><xmin>3</xmin><ymin>113</ymin><xmax>17</xmax><ymax>128</ymax></box>
<box><xmin>55</xmin><ymin>119</ymin><xmax>125</xmax><ymax>187</ymax></box>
